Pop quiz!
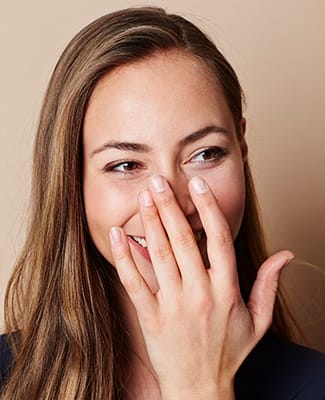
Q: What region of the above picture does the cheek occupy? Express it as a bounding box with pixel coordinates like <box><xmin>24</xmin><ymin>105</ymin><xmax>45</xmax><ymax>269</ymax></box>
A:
<box><xmin>83</xmin><ymin>178</ymin><xmax>137</xmax><ymax>262</ymax></box>
<box><xmin>206</xmin><ymin>166</ymin><xmax>246</xmax><ymax>239</ymax></box>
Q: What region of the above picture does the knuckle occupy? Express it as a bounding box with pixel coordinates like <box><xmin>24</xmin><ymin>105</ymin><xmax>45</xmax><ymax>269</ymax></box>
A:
<box><xmin>172</xmin><ymin>295</ymin><xmax>184</xmax><ymax>313</ymax></box>
<box><xmin>213</xmin><ymin>230</ymin><xmax>233</xmax><ymax>248</ymax></box>
<box><xmin>196</xmin><ymin>294</ymin><xmax>214</xmax><ymax>314</ymax></box>
<box><xmin>142</xmin><ymin>208</ymin><xmax>158</xmax><ymax>223</ymax></box>
<box><xmin>121</xmin><ymin>275</ymin><xmax>143</xmax><ymax>294</ymax></box>
<box><xmin>153</xmin><ymin>245</ymin><xmax>171</xmax><ymax>262</ymax></box>
<box><xmin>113</xmin><ymin>248</ymin><xmax>128</xmax><ymax>262</ymax></box>
<box><xmin>268</xmin><ymin>280</ymin><xmax>278</xmax><ymax>294</ymax></box>
<box><xmin>157</xmin><ymin>194</ymin><xmax>172</xmax><ymax>208</ymax></box>
<box><xmin>174</xmin><ymin>229</ymin><xmax>195</xmax><ymax>249</ymax></box>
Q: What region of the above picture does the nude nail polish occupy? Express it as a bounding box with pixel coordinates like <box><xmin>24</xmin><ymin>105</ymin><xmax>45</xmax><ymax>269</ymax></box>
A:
<box><xmin>191</xmin><ymin>177</ymin><xmax>208</xmax><ymax>194</ymax></box>
<box><xmin>110</xmin><ymin>227</ymin><xmax>122</xmax><ymax>245</ymax></box>
<box><xmin>150</xmin><ymin>175</ymin><xmax>166</xmax><ymax>192</ymax></box>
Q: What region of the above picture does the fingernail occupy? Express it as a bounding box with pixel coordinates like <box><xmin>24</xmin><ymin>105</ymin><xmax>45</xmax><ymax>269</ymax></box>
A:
<box><xmin>110</xmin><ymin>227</ymin><xmax>122</xmax><ymax>245</ymax></box>
<box><xmin>150</xmin><ymin>175</ymin><xmax>166</xmax><ymax>192</ymax></box>
<box><xmin>140</xmin><ymin>190</ymin><xmax>153</xmax><ymax>207</ymax></box>
<box><xmin>285</xmin><ymin>255</ymin><xmax>295</xmax><ymax>266</ymax></box>
<box><xmin>191</xmin><ymin>177</ymin><xmax>209</xmax><ymax>194</ymax></box>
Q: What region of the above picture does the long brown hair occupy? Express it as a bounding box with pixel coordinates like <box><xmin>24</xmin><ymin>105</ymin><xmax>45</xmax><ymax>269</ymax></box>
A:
<box><xmin>2</xmin><ymin>7</ymin><xmax>293</xmax><ymax>399</ymax></box>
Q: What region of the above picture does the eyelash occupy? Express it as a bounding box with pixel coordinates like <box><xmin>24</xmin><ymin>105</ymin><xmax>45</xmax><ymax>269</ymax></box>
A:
<box><xmin>189</xmin><ymin>146</ymin><xmax>228</xmax><ymax>165</ymax></box>
<box><xmin>103</xmin><ymin>146</ymin><xmax>228</xmax><ymax>176</ymax></box>
<box><xmin>103</xmin><ymin>160</ymin><xmax>143</xmax><ymax>176</ymax></box>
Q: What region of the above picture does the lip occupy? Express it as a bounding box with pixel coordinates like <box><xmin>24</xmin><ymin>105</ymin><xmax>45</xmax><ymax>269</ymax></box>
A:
<box><xmin>127</xmin><ymin>235</ymin><xmax>151</xmax><ymax>262</ymax></box>
<box><xmin>127</xmin><ymin>229</ymin><xmax>205</xmax><ymax>263</ymax></box>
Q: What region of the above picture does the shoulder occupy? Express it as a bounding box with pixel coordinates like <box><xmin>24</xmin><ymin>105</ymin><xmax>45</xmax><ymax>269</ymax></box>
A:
<box><xmin>0</xmin><ymin>333</ymin><xmax>14</xmax><ymax>391</ymax></box>
<box><xmin>235</xmin><ymin>333</ymin><xmax>325</xmax><ymax>400</ymax></box>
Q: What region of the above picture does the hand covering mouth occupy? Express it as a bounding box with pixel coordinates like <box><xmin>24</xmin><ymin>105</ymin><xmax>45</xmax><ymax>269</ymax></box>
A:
<box><xmin>129</xmin><ymin>230</ymin><xmax>205</xmax><ymax>249</ymax></box>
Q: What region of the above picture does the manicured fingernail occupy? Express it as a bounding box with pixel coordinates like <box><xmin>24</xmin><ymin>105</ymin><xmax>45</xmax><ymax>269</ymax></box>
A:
<box><xmin>191</xmin><ymin>177</ymin><xmax>209</xmax><ymax>194</ymax></box>
<box><xmin>150</xmin><ymin>175</ymin><xmax>166</xmax><ymax>192</ymax></box>
<box><xmin>110</xmin><ymin>227</ymin><xmax>122</xmax><ymax>245</ymax></box>
<box><xmin>140</xmin><ymin>190</ymin><xmax>153</xmax><ymax>207</ymax></box>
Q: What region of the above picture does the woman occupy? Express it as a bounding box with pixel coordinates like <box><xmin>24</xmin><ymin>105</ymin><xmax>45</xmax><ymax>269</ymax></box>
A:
<box><xmin>0</xmin><ymin>6</ymin><xmax>324</xmax><ymax>399</ymax></box>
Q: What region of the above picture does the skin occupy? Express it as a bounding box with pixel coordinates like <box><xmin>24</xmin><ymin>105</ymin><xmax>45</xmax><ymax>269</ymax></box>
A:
<box><xmin>83</xmin><ymin>51</ymin><xmax>293</xmax><ymax>399</ymax></box>
<box><xmin>83</xmin><ymin>51</ymin><xmax>247</xmax><ymax>292</ymax></box>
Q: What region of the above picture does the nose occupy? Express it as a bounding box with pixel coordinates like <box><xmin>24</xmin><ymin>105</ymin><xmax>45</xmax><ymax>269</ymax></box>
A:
<box><xmin>164</xmin><ymin>172</ymin><xmax>196</xmax><ymax>218</ymax></box>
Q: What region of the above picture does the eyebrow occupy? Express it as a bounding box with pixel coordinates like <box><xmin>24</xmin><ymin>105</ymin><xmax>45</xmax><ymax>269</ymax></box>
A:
<box><xmin>90</xmin><ymin>125</ymin><xmax>229</xmax><ymax>157</ymax></box>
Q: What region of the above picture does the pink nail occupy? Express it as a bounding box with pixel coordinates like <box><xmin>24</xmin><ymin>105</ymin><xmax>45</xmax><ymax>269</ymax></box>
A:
<box><xmin>150</xmin><ymin>175</ymin><xmax>166</xmax><ymax>192</ymax></box>
<box><xmin>110</xmin><ymin>227</ymin><xmax>122</xmax><ymax>245</ymax></box>
<box><xmin>140</xmin><ymin>190</ymin><xmax>153</xmax><ymax>207</ymax></box>
<box><xmin>191</xmin><ymin>177</ymin><xmax>208</xmax><ymax>194</ymax></box>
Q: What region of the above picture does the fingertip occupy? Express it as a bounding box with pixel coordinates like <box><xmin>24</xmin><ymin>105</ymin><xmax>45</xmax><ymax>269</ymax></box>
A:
<box><xmin>276</xmin><ymin>251</ymin><xmax>295</xmax><ymax>274</ymax></box>
<box><xmin>149</xmin><ymin>175</ymin><xmax>167</xmax><ymax>193</ymax></box>
<box><xmin>109</xmin><ymin>226</ymin><xmax>123</xmax><ymax>246</ymax></box>
<box><xmin>264</xmin><ymin>250</ymin><xmax>295</xmax><ymax>273</ymax></box>
<box><xmin>284</xmin><ymin>252</ymin><xmax>295</xmax><ymax>266</ymax></box>
<box><xmin>189</xmin><ymin>176</ymin><xmax>209</xmax><ymax>195</ymax></box>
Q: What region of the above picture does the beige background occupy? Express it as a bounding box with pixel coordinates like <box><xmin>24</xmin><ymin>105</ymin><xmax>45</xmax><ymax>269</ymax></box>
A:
<box><xmin>1</xmin><ymin>1</ymin><xmax>324</xmax><ymax>348</ymax></box>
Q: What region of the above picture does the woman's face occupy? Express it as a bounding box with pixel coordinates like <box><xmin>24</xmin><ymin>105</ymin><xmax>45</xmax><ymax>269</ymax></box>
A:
<box><xmin>83</xmin><ymin>51</ymin><xmax>247</xmax><ymax>292</ymax></box>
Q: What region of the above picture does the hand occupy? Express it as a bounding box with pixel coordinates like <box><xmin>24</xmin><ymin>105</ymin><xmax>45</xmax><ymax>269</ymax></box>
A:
<box><xmin>109</xmin><ymin>175</ymin><xmax>293</xmax><ymax>400</ymax></box>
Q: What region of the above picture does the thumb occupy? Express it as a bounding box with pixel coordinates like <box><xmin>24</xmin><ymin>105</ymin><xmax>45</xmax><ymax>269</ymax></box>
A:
<box><xmin>247</xmin><ymin>250</ymin><xmax>294</xmax><ymax>339</ymax></box>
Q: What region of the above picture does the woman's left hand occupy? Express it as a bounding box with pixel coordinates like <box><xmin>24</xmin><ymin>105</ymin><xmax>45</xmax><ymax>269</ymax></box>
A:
<box><xmin>109</xmin><ymin>175</ymin><xmax>293</xmax><ymax>400</ymax></box>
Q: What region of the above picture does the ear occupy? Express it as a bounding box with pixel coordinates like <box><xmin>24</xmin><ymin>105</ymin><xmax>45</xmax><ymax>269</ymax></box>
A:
<box><xmin>239</xmin><ymin>118</ymin><xmax>248</xmax><ymax>163</ymax></box>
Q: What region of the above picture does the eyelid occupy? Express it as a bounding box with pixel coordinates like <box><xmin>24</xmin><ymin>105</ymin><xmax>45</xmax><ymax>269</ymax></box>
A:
<box><xmin>102</xmin><ymin>159</ymin><xmax>145</xmax><ymax>175</ymax></box>
<box><xmin>186</xmin><ymin>146</ymin><xmax>228</xmax><ymax>163</ymax></box>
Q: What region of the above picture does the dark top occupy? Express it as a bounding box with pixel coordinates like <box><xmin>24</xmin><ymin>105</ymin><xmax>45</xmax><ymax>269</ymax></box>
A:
<box><xmin>0</xmin><ymin>332</ymin><xmax>324</xmax><ymax>398</ymax></box>
<box><xmin>0</xmin><ymin>334</ymin><xmax>14</xmax><ymax>393</ymax></box>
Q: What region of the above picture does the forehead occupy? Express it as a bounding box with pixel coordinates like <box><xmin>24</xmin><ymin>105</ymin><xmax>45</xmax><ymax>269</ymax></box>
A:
<box><xmin>88</xmin><ymin>50</ymin><xmax>219</xmax><ymax>103</ymax></box>
<box><xmin>83</xmin><ymin>51</ymin><xmax>234</xmax><ymax>145</ymax></box>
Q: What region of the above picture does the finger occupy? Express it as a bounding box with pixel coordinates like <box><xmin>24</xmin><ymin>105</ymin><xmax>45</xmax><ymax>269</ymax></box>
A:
<box><xmin>109</xmin><ymin>226</ymin><xmax>158</xmax><ymax>318</ymax></box>
<box><xmin>148</xmin><ymin>175</ymin><xmax>208</xmax><ymax>285</ymax></box>
<box><xmin>138</xmin><ymin>190</ymin><xmax>181</xmax><ymax>294</ymax></box>
<box><xmin>188</xmin><ymin>177</ymin><xmax>239</xmax><ymax>291</ymax></box>
<box><xmin>247</xmin><ymin>250</ymin><xmax>294</xmax><ymax>339</ymax></box>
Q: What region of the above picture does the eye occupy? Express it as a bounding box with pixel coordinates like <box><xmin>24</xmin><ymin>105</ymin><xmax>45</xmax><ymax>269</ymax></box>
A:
<box><xmin>103</xmin><ymin>160</ymin><xmax>143</xmax><ymax>175</ymax></box>
<box><xmin>189</xmin><ymin>146</ymin><xmax>227</xmax><ymax>164</ymax></box>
